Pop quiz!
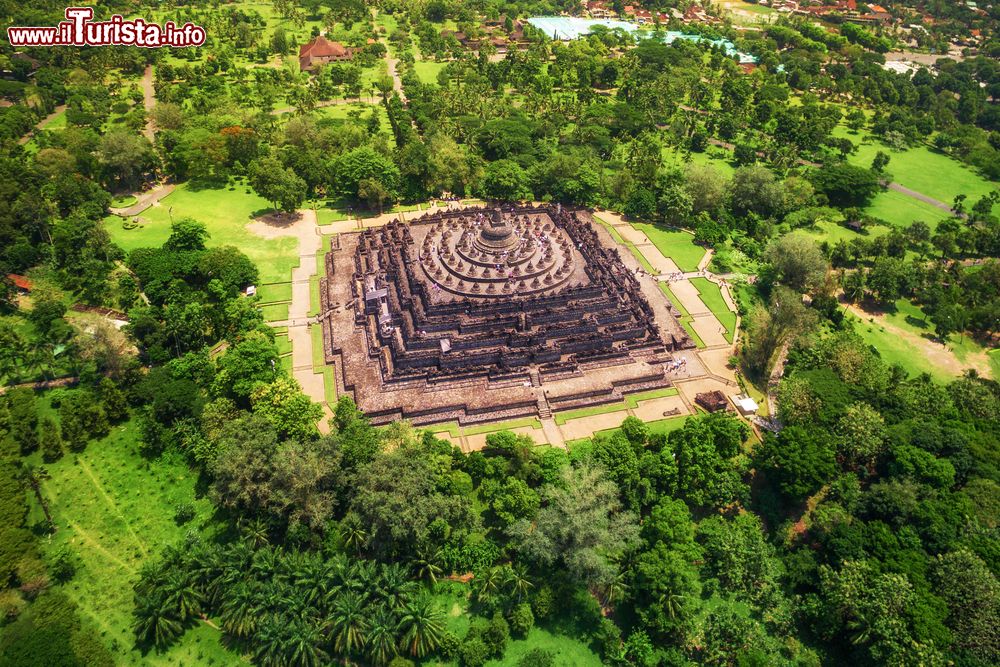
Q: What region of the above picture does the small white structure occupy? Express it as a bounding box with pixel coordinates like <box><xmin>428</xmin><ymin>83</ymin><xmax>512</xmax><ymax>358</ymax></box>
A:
<box><xmin>734</xmin><ymin>395</ymin><xmax>759</xmax><ymax>416</ymax></box>
<box><xmin>245</xmin><ymin>285</ymin><xmax>257</xmax><ymax>297</ymax></box>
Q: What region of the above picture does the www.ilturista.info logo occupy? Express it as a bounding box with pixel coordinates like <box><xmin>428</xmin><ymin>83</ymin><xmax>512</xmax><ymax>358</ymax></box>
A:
<box><xmin>7</xmin><ymin>7</ymin><xmax>206</xmax><ymax>48</ymax></box>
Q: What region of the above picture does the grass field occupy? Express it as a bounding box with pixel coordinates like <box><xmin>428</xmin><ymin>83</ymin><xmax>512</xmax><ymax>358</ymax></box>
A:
<box><xmin>104</xmin><ymin>182</ymin><xmax>299</xmax><ymax>284</ymax></box>
<box><xmin>628</xmin><ymin>223</ymin><xmax>705</xmax><ymax>272</ymax></box>
<box><xmin>413</xmin><ymin>60</ymin><xmax>447</xmax><ymax>84</ymax></box>
<box><xmin>833</xmin><ymin>126</ymin><xmax>999</xmax><ymax>210</ymax></box>
<box><xmin>689</xmin><ymin>277</ymin><xmax>737</xmax><ymax>343</ymax></box>
<box><xmin>427</xmin><ymin>582</ymin><xmax>602</xmax><ymax>667</ymax></box>
<box><xmin>658</xmin><ymin>283</ymin><xmax>707</xmax><ymax>348</ymax></box>
<box><xmin>430</xmin><ymin>416</ymin><xmax>544</xmax><ymax>440</ymax></box>
<box><xmin>566</xmin><ymin>414</ymin><xmax>690</xmax><ymax>449</ymax></box>
<box><xmin>849</xmin><ymin>298</ymin><xmax>998</xmax><ymax>382</ymax></box>
<box><xmin>256</xmin><ymin>282</ymin><xmax>292</xmax><ymax>304</ymax></box>
<box><xmin>553</xmin><ymin>388</ymin><xmax>679</xmax><ymax>425</ymax></box>
<box><xmin>27</xmin><ymin>415</ymin><xmax>245</xmax><ymax>665</ymax></box>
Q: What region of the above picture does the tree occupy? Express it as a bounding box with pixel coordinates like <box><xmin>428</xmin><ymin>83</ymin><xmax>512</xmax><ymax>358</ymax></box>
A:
<box><xmin>330</xmin><ymin>591</ymin><xmax>368</xmax><ymax>656</ymax></box>
<box><xmin>351</xmin><ymin>444</ymin><xmax>474</xmax><ymax>559</ymax></box>
<box><xmin>765</xmin><ymin>233</ymin><xmax>828</xmax><ymax>293</ymax></box>
<box><xmin>871</xmin><ymin>151</ymin><xmax>891</xmax><ymax>174</ymax></box>
<box><xmin>397</xmin><ymin>597</ymin><xmax>445</xmax><ymax>658</ymax></box>
<box><xmin>836</xmin><ymin>402</ymin><xmax>886</xmax><ymax>467</ymax></box>
<box><xmin>508</xmin><ymin>463</ymin><xmax>640</xmax><ymax>588</ymax></box>
<box><xmin>755</xmin><ymin>426</ymin><xmax>836</xmax><ymax>502</ymax></box>
<box><xmin>330</xmin><ymin>146</ymin><xmax>400</xmax><ymax>205</ymax></box>
<box><xmin>631</xmin><ymin>543</ymin><xmax>701</xmax><ymax>639</ymax></box>
<box><xmin>729</xmin><ymin>166</ymin><xmax>786</xmax><ymax>218</ymax></box>
<box><xmin>809</xmin><ymin>163</ymin><xmax>881</xmax><ymax>208</ymax></box>
<box><xmin>480</xmin><ymin>159</ymin><xmax>531</xmax><ymax>201</ymax></box>
<box><xmin>249</xmin><ymin>377</ymin><xmax>322</xmax><ymax>441</ymax></box>
<box><xmin>209</xmin><ymin>414</ymin><xmax>345</xmax><ymax>529</ymax></box>
<box><xmin>249</xmin><ymin>156</ymin><xmax>307</xmax><ymax>213</ymax></box>
<box><xmin>164</xmin><ymin>218</ymin><xmax>208</xmax><ymax>252</ymax></box>
<box><xmin>930</xmin><ymin>549</ymin><xmax>1000</xmax><ymax>664</ymax></box>
<box><xmin>97</xmin><ymin>128</ymin><xmax>156</xmax><ymax>191</ymax></box>
<box><xmin>38</xmin><ymin>417</ymin><xmax>63</xmax><ymax>463</ymax></box>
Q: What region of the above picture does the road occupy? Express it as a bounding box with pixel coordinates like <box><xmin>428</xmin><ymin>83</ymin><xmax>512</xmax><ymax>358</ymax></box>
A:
<box><xmin>17</xmin><ymin>104</ymin><xmax>67</xmax><ymax>145</ymax></box>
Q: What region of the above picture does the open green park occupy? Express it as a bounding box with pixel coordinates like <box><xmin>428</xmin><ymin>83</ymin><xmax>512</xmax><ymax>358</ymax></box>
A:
<box><xmin>26</xmin><ymin>410</ymin><xmax>243</xmax><ymax>665</ymax></box>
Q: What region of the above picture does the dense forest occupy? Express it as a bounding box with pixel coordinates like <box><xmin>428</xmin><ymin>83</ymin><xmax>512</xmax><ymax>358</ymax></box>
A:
<box><xmin>1</xmin><ymin>0</ymin><xmax>999</xmax><ymax>665</ymax></box>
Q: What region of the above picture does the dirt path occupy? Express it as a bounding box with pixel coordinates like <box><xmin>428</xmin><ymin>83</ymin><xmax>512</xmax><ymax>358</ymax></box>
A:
<box><xmin>109</xmin><ymin>181</ymin><xmax>176</xmax><ymax>217</ymax></box>
<box><xmin>140</xmin><ymin>64</ymin><xmax>155</xmax><ymax>142</ymax></box>
<box><xmin>248</xmin><ymin>210</ymin><xmax>333</xmax><ymax>432</ymax></box>
<box><xmin>844</xmin><ymin>302</ymin><xmax>993</xmax><ymax>378</ymax></box>
<box><xmin>17</xmin><ymin>104</ymin><xmax>67</xmax><ymax>145</ymax></box>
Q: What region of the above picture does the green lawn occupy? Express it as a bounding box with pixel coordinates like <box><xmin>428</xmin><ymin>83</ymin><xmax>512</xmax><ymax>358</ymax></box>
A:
<box><xmin>689</xmin><ymin>277</ymin><xmax>737</xmax><ymax>343</ymax></box>
<box><xmin>429</xmin><ymin>416</ymin><xmax>544</xmax><ymax>439</ymax></box>
<box><xmin>553</xmin><ymin>388</ymin><xmax>679</xmax><ymax>425</ymax></box>
<box><xmin>413</xmin><ymin>60</ymin><xmax>447</xmax><ymax>84</ymax></box>
<box><xmin>27</xmin><ymin>417</ymin><xmax>245</xmax><ymax>665</ymax></box>
<box><xmin>864</xmin><ymin>189</ymin><xmax>950</xmax><ymax>230</ymax></box>
<box><xmin>629</xmin><ymin>223</ymin><xmax>705</xmax><ymax>272</ymax></box>
<box><xmin>259</xmin><ymin>302</ymin><xmax>289</xmax><ymax>322</ymax></box>
<box><xmin>658</xmin><ymin>283</ymin><xmax>707</xmax><ymax>348</ymax></box>
<box><xmin>256</xmin><ymin>282</ymin><xmax>292</xmax><ymax>304</ymax></box>
<box><xmin>833</xmin><ymin>126</ymin><xmax>999</xmax><ymax>210</ymax></box>
<box><xmin>104</xmin><ymin>182</ymin><xmax>299</xmax><ymax>284</ymax></box>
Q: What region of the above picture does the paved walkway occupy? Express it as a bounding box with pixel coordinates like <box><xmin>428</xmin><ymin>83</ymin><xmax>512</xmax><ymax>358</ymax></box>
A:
<box><xmin>249</xmin><ymin>210</ymin><xmax>333</xmax><ymax>433</ymax></box>
<box><xmin>17</xmin><ymin>104</ymin><xmax>67</xmax><ymax>145</ymax></box>
<box><xmin>109</xmin><ymin>181</ymin><xmax>176</xmax><ymax>217</ymax></box>
<box><xmin>140</xmin><ymin>65</ymin><xmax>155</xmax><ymax>142</ymax></box>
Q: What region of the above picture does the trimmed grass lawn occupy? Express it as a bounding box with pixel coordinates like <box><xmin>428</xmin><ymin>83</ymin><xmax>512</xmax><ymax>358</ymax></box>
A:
<box><xmin>864</xmin><ymin>189</ymin><xmax>951</xmax><ymax>230</ymax></box>
<box><xmin>259</xmin><ymin>302</ymin><xmax>289</xmax><ymax>322</ymax></box>
<box><xmin>430</xmin><ymin>417</ymin><xmax>544</xmax><ymax>440</ymax></box>
<box><xmin>104</xmin><ymin>182</ymin><xmax>299</xmax><ymax>284</ymax></box>
<box><xmin>553</xmin><ymin>388</ymin><xmax>679</xmax><ymax>425</ymax></box>
<box><xmin>28</xmin><ymin>416</ymin><xmax>245</xmax><ymax>666</ymax></box>
<box><xmin>256</xmin><ymin>281</ymin><xmax>292</xmax><ymax>304</ymax></box>
<box><xmin>629</xmin><ymin>223</ymin><xmax>705</xmax><ymax>272</ymax></box>
<box><xmin>689</xmin><ymin>277</ymin><xmax>737</xmax><ymax>343</ymax></box>
<box><xmin>413</xmin><ymin>60</ymin><xmax>447</xmax><ymax>84</ymax></box>
<box><xmin>111</xmin><ymin>194</ymin><xmax>138</xmax><ymax>208</ymax></box>
<box><xmin>851</xmin><ymin>313</ymin><xmax>950</xmax><ymax>382</ymax></box>
<box><xmin>833</xmin><ymin>126</ymin><xmax>999</xmax><ymax>210</ymax></box>
<box><xmin>658</xmin><ymin>283</ymin><xmax>707</xmax><ymax>348</ymax></box>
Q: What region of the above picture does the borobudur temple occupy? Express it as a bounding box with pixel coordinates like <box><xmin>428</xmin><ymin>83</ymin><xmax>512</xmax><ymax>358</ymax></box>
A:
<box><xmin>319</xmin><ymin>204</ymin><xmax>694</xmax><ymax>426</ymax></box>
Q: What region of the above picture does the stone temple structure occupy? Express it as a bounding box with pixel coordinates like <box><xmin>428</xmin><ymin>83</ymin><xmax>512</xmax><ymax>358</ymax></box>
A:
<box><xmin>319</xmin><ymin>204</ymin><xmax>694</xmax><ymax>426</ymax></box>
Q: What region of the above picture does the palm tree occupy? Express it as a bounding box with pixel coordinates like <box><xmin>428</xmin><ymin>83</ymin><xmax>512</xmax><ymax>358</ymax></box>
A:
<box><xmin>366</xmin><ymin>605</ymin><xmax>400</xmax><ymax>666</ymax></box>
<box><xmin>254</xmin><ymin>615</ymin><xmax>290</xmax><ymax>667</ymax></box>
<box><xmin>377</xmin><ymin>562</ymin><xmax>416</xmax><ymax>609</ymax></box>
<box><xmin>133</xmin><ymin>592</ymin><xmax>184</xmax><ymax>648</ymax></box>
<box><xmin>410</xmin><ymin>546</ymin><xmax>443</xmax><ymax>586</ymax></box>
<box><xmin>20</xmin><ymin>464</ymin><xmax>54</xmax><ymax>533</ymax></box>
<box><xmin>341</xmin><ymin>514</ymin><xmax>368</xmax><ymax>556</ymax></box>
<box><xmin>240</xmin><ymin>517</ymin><xmax>271</xmax><ymax>549</ymax></box>
<box><xmin>329</xmin><ymin>591</ymin><xmax>369</xmax><ymax>656</ymax></box>
<box><xmin>163</xmin><ymin>570</ymin><xmax>204</xmax><ymax>622</ymax></box>
<box><xmin>397</xmin><ymin>597</ymin><xmax>445</xmax><ymax>659</ymax></box>
<box><xmin>220</xmin><ymin>583</ymin><xmax>260</xmax><ymax>639</ymax></box>
<box><xmin>504</xmin><ymin>563</ymin><xmax>534</xmax><ymax>602</ymax></box>
<box><xmin>473</xmin><ymin>566</ymin><xmax>505</xmax><ymax>604</ymax></box>
<box><xmin>284</xmin><ymin>618</ymin><xmax>329</xmax><ymax>667</ymax></box>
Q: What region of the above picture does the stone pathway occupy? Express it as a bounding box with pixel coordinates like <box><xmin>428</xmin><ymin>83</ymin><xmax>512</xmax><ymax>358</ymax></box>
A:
<box><xmin>249</xmin><ymin>209</ymin><xmax>333</xmax><ymax>432</ymax></box>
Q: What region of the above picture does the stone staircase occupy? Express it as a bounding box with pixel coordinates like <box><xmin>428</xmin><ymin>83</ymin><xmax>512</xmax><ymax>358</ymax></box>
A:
<box><xmin>536</xmin><ymin>394</ymin><xmax>552</xmax><ymax>419</ymax></box>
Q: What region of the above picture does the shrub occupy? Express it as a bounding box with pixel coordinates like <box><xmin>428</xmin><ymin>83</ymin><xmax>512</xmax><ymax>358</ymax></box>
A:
<box><xmin>484</xmin><ymin>611</ymin><xmax>510</xmax><ymax>656</ymax></box>
<box><xmin>519</xmin><ymin>648</ymin><xmax>555</xmax><ymax>667</ymax></box>
<box><xmin>508</xmin><ymin>602</ymin><xmax>534</xmax><ymax>638</ymax></box>
<box><xmin>459</xmin><ymin>637</ymin><xmax>489</xmax><ymax>667</ymax></box>
<box><xmin>173</xmin><ymin>502</ymin><xmax>196</xmax><ymax>525</ymax></box>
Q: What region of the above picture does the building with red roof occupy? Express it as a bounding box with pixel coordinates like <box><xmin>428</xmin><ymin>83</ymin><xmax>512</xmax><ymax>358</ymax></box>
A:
<box><xmin>298</xmin><ymin>36</ymin><xmax>357</xmax><ymax>72</ymax></box>
<box><xmin>7</xmin><ymin>273</ymin><xmax>31</xmax><ymax>292</ymax></box>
